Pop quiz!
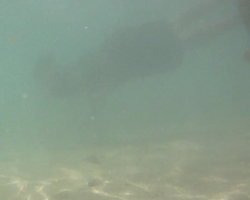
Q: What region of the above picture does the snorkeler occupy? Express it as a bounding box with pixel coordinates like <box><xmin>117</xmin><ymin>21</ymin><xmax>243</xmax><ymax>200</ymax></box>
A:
<box><xmin>34</xmin><ymin>0</ymin><xmax>250</xmax><ymax>99</ymax></box>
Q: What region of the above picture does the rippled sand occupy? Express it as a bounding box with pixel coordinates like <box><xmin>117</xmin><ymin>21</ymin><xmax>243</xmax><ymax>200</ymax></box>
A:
<box><xmin>0</xmin><ymin>133</ymin><xmax>249</xmax><ymax>200</ymax></box>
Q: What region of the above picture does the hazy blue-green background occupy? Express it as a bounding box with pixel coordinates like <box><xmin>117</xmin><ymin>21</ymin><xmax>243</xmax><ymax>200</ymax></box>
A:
<box><xmin>0</xmin><ymin>0</ymin><xmax>250</xmax><ymax>155</ymax></box>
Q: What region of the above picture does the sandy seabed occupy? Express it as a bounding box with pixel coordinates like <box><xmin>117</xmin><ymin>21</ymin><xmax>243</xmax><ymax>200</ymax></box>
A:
<box><xmin>0</xmin><ymin>132</ymin><xmax>249</xmax><ymax>200</ymax></box>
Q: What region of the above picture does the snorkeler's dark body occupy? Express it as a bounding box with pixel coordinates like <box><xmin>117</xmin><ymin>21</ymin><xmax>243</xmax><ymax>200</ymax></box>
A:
<box><xmin>101</xmin><ymin>21</ymin><xmax>184</xmax><ymax>79</ymax></box>
<box><xmin>34</xmin><ymin>0</ymin><xmax>250</xmax><ymax>100</ymax></box>
<box><xmin>35</xmin><ymin>20</ymin><xmax>184</xmax><ymax>99</ymax></box>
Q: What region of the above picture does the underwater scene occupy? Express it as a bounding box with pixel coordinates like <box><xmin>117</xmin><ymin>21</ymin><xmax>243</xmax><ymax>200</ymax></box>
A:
<box><xmin>0</xmin><ymin>0</ymin><xmax>250</xmax><ymax>199</ymax></box>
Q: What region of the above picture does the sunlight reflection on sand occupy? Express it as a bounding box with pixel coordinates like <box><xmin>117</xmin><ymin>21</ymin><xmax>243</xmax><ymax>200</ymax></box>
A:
<box><xmin>0</xmin><ymin>138</ymin><xmax>249</xmax><ymax>200</ymax></box>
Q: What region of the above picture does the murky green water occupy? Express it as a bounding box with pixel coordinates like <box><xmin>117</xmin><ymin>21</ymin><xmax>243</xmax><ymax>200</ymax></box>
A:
<box><xmin>0</xmin><ymin>0</ymin><xmax>250</xmax><ymax>199</ymax></box>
